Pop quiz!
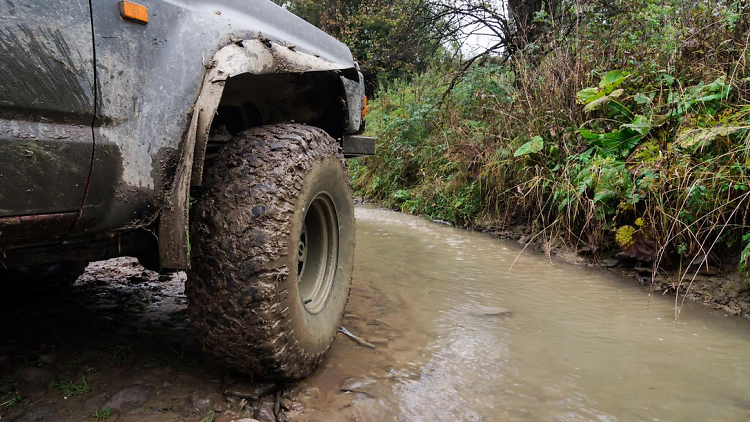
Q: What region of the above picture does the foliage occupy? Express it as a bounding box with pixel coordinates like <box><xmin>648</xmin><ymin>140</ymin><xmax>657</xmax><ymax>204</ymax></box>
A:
<box><xmin>741</xmin><ymin>233</ymin><xmax>750</xmax><ymax>277</ymax></box>
<box><xmin>272</xmin><ymin>0</ymin><xmax>440</xmax><ymax>80</ymax></box>
<box><xmin>52</xmin><ymin>376</ymin><xmax>90</xmax><ymax>397</ymax></box>
<box><xmin>1</xmin><ymin>395</ymin><xmax>22</xmax><ymax>410</ymax></box>
<box><xmin>92</xmin><ymin>408</ymin><xmax>111</xmax><ymax>421</ymax></box>
<box><xmin>353</xmin><ymin>0</ymin><xmax>750</xmax><ymax>276</ymax></box>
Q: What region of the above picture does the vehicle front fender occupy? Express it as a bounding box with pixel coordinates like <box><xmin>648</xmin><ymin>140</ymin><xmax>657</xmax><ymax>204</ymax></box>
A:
<box><xmin>159</xmin><ymin>38</ymin><xmax>362</xmax><ymax>270</ymax></box>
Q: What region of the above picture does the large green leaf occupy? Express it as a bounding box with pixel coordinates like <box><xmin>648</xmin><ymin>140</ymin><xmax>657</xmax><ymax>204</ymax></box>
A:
<box><xmin>621</xmin><ymin>115</ymin><xmax>651</xmax><ymax>136</ymax></box>
<box><xmin>514</xmin><ymin>136</ymin><xmax>544</xmax><ymax>157</ymax></box>
<box><xmin>677</xmin><ymin>126</ymin><xmax>746</xmax><ymax>150</ymax></box>
<box><xmin>583</xmin><ymin>95</ymin><xmax>611</xmax><ymax>112</ymax></box>
<box><xmin>576</xmin><ymin>70</ymin><xmax>629</xmax><ymax>107</ymax></box>
<box><xmin>576</xmin><ymin>87</ymin><xmax>602</xmax><ymax>105</ymax></box>
<box><xmin>577</xmin><ymin>127</ymin><xmax>642</xmax><ymax>157</ymax></box>
<box><xmin>598</xmin><ymin>70</ymin><xmax>629</xmax><ymax>92</ymax></box>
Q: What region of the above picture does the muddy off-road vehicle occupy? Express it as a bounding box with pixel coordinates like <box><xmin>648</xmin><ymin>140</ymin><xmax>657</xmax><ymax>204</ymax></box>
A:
<box><xmin>0</xmin><ymin>0</ymin><xmax>374</xmax><ymax>380</ymax></box>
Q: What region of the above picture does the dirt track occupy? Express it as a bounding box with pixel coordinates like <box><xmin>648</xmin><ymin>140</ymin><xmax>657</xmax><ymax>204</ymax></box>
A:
<box><xmin>0</xmin><ymin>258</ymin><xmax>299</xmax><ymax>422</ymax></box>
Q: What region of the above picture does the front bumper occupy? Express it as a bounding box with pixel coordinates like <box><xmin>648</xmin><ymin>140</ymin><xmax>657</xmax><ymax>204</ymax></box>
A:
<box><xmin>343</xmin><ymin>135</ymin><xmax>376</xmax><ymax>158</ymax></box>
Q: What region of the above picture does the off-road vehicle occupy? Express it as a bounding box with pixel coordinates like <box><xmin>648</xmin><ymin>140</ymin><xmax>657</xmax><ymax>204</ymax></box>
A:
<box><xmin>0</xmin><ymin>0</ymin><xmax>374</xmax><ymax>380</ymax></box>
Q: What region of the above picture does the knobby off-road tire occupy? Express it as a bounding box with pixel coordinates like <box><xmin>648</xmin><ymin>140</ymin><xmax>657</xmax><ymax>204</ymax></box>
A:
<box><xmin>187</xmin><ymin>123</ymin><xmax>354</xmax><ymax>380</ymax></box>
<box><xmin>1</xmin><ymin>262</ymin><xmax>88</xmax><ymax>293</ymax></box>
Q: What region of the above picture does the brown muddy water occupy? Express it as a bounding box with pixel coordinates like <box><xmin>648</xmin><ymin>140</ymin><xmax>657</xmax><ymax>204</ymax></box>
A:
<box><xmin>292</xmin><ymin>206</ymin><xmax>750</xmax><ymax>422</ymax></box>
<box><xmin>2</xmin><ymin>205</ymin><xmax>750</xmax><ymax>422</ymax></box>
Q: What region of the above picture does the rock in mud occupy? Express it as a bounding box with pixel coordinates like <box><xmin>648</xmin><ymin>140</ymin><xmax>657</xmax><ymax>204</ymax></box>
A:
<box><xmin>699</xmin><ymin>266</ymin><xmax>720</xmax><ymax>276</ymax></box>
<box><xmin>104</xmin><ymin>384</ymin><xmax>153</xmax><ymax>410</ymax></box>
<box><xmin>224</xmin><ymin>383</ymin><xmax>277</xmax><ymax>401</ymax></box>
<box><xmin>19</xmin><ymin>367</ymin><xmax>55</xmax><ymax>388</ymax></box>
<box><xmin>294</xmin><ymin>386</ymin><xmax>320</xmax><ymax>408</ymax></box>
<box><xmin>18</xmin><ymin>404</ymin><xmax>57</xmax><ymax>421</ymax></box>
<box><xmin>254</xmin><ymin>401</ymin><xmax>276</xmax><ymax>422</ymax></box>
<box><xmin>715</xmin><ymin>291</ymin><xmax>730</xmax><ymax>305</ymax></box>
<box><xmin>82</xmin><ymin>392</ymin><xmax>110</xmax><ymax>414</ymax></box>
<box><xmin>634</xmin><ymin>267</ymin><xmax>652</xmax><ymax>275</ymax></box>
<box><xmin>472</xmin><ymin>305</ymin><xmax>513</xmax><ymax>317</ymax></box>
<box><xmin>601</xmin><ymin>258</ymin><xmax>619</xmax><ymax>268</ymax></box>
<box><xmin>189</xmin><ymin>391</ymin><xmax>226</xmax><ymax>412</ymax></box>
<box><xmin>367</xmin><ymin>337</ymin><xmax>389</xmax><ymax>346</ymax></box>
<box><xmin>339</xmin><ymin>377</ymin><xmax>377</xmax><ymax>397</ymax></box>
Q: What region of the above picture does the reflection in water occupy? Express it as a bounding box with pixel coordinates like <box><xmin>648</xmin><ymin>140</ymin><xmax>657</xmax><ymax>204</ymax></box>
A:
<box><xmin>293</xmin><ymin>206</ymin><xmax>750</xmax><ymax>422</ymax></box>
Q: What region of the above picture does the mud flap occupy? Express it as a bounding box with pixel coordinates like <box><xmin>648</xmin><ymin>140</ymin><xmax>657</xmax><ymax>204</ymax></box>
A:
<box><xmin>342</xmin><ymin>135</ymin><xmax>376</xmax><ymax>158</ymax></box>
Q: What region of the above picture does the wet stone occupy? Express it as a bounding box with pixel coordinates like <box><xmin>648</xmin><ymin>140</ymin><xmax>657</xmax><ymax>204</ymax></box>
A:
<box><xmin>224</xmin><ymin>383</ymin><xmax>277</xmax><ymax>401</ymax></box>
<box><xmin>18</xmin><ymin>404</ymin><xmax>57</xmax><ymax>422</ymax></box>
<box><xmin>19</xmin><ymin>367</ymin><xmax>55</xmax><ymax>388</ymax></box>
<box><xmin>339</xmin><ymin>376</ymin><xmax>377</xmax><ymax>397</ymax></box>
<box><xmin>82</xmin><ymin>392</ymin><xmax>110</xmax><ymax>414</ymax></box>
<box><xmin>472</xmin><ymin>305</ymin><xmax>513</xmax><ymax>318</ymax></box>
<box><xmin>367</xmin><ymin>337</ymin><xmax>389</xmax><ymax>345</ymax></box>
<box><xmin>602</xmin><ymin>258</ymin><xmax>619</xmax><ymax>268</ymax></box>
<box><xmin>615</xmin><ymin>251</ymin><xmax>635</xmax><ymax>261</ymax></box>
<box><xmin>699</xmin><ymin>267</ymin><xmax>720</xmax><ymax>276</ymax></box>
<box><xmin>294</xmin><ymin>386</ymin><xmax>319</xmax><ymax>408</ymax></box>
<box><xmin>225</xmin><ymin>396</ymin><xmax>243</xmax><ymax>413</ymax></box>
<box><xmin>189</xmin><ymin>391</ymin><xmax>226</xmax><ymax>412</ymax></box>
<box><xmin>715</xmin><ymin>291</ymin><xmax>730</xmax><ymax>305</ymax></box>
<box><xmin>104</xmin><ymin>384</ymin><xmax>154</xmax><ymax>410</ymax></box>
<box><xmin>254</xmin><ymin>401</ymin><xmax>276</xmax><ymax>422</ymax></box>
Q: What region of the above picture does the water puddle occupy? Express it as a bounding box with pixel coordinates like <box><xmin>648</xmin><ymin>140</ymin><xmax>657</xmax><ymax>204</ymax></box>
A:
<box><xmin>291</xmin><ymin>206</ymin><xmax>750</xmax><ymax>422</ymax></box>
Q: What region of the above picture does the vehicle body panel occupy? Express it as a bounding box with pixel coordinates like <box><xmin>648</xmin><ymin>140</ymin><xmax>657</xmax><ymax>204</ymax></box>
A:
<box><xmin>74</xmin><ymin>0</ymin><xmax>358</xmax><ymax>238</ymax></box>
<box><xmin>0</xmin><ymin>0</ymin><xmax>95</xmax><ymax>225</ymax></box>
<box><xmin>0</xmin><ymin>0</ymin><xmax>368</xmax><ymax>267</ymax></box>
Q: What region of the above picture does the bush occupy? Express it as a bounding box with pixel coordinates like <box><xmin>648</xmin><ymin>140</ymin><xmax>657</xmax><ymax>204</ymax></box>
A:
<box><xmin>352</xmin><ymin>0</ymin><xmax>750</xmax><ymax>275</ymax></box>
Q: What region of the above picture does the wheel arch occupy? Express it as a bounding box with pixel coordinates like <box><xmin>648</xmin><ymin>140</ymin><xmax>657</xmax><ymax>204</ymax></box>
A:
<box><xmin>158</xmin><ymin>39</ymin><xmax>362</xmax><ymax>270</ymax></box>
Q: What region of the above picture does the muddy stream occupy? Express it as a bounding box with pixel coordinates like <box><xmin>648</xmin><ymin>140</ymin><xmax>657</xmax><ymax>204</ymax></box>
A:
<box><xmin>2</xmin><ymin>205</ymin><xmax>750</xmax><ymax>421</ymax></box>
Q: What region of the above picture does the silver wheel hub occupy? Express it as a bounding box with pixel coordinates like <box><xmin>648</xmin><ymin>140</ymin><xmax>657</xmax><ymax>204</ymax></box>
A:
<box><xmin>297</xmin><ymin>193</ymin><xmax>339</xmax><ymax>314</ymax></box>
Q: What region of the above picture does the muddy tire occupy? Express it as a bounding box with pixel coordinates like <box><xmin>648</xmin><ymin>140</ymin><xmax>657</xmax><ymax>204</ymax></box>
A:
<box><xmin>1</xmin><ymin>262</ymin><xmax>88</xmax><ymax>292</ymax></box>
<box><xmin>187</xmin><ymin>123</ymin><xmax>354</xmax><ymax>380</ymax></box>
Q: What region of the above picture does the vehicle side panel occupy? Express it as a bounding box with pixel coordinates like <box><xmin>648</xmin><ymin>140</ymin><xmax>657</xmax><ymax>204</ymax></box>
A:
<box><xmin>0</xmin><ymin>0</ymin><xmax>95</xmax><ymax>222</ymax></box>
<box><xmin>73</xmin><ymin>0</ymin><xmax>355</xmax><ymax>237</ymax></box>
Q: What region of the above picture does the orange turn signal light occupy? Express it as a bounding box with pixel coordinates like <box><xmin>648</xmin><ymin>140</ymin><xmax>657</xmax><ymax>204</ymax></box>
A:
<box><xmin>362</xmin><ymin>95</ymin><xmax>368</xmax><ymax>120</ymax></box>
<box><xmin>120</xmin><ymin>1</ymin><xmax>148</xmax><ymax>24</ymax></box>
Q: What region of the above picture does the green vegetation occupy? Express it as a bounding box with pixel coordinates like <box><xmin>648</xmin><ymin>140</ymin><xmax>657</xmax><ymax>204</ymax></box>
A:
<box><xmin>272</xmin><ymin>0</ymin><xmax>439</xmax><ymax>80</ymax></box>
<box><xmin>52</xmin><ymin>375</ymin><xmax>90</xmax><ymax>396</ymax></box>
<box><xmin>350</xmin><ymin>0</ymin><xmax>750</xmax><ymax>276</ymax></box>
<box><xmin>92</xmin><ymin>407</ymin><xmax>111</xmax><ymax>421</ymax></box>
<box><xmin>0</xmin><ymin>395</ymin><xmax>22</xmax><ymax>410</ymax></box>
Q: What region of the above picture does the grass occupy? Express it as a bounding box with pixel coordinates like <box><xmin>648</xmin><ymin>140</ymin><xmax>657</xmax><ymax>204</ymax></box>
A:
<box><xmin>52</xmin><ymin>375</ymin><xmax>90</xmax><ymax>397</ymax></box>
<box><xmin>92</xmin><ymin>407</ymin><xmax>111</xmax><ymax>421</ymax></box>
<box><xmin>0</xmin><ymin>395</ymin><xmax>22</xmax><ymax>410</ymax></box>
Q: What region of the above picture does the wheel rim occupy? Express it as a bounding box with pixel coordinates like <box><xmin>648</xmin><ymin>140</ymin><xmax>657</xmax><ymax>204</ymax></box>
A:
<box><xmin>297</xmin><ymin>193</ymin><xmax>339</xmax><ymax>314</ymax></box>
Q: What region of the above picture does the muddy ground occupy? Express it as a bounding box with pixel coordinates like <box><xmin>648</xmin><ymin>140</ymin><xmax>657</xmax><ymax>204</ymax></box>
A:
<box><xmin>0</xmin><ymin>258</ymin><xmax>388</xmax><ymax>422</ymax></box>
<box><xmin>3</xmin><ymin>212</ymin><xmax>748</xmax><ymax>422</ymax></box>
